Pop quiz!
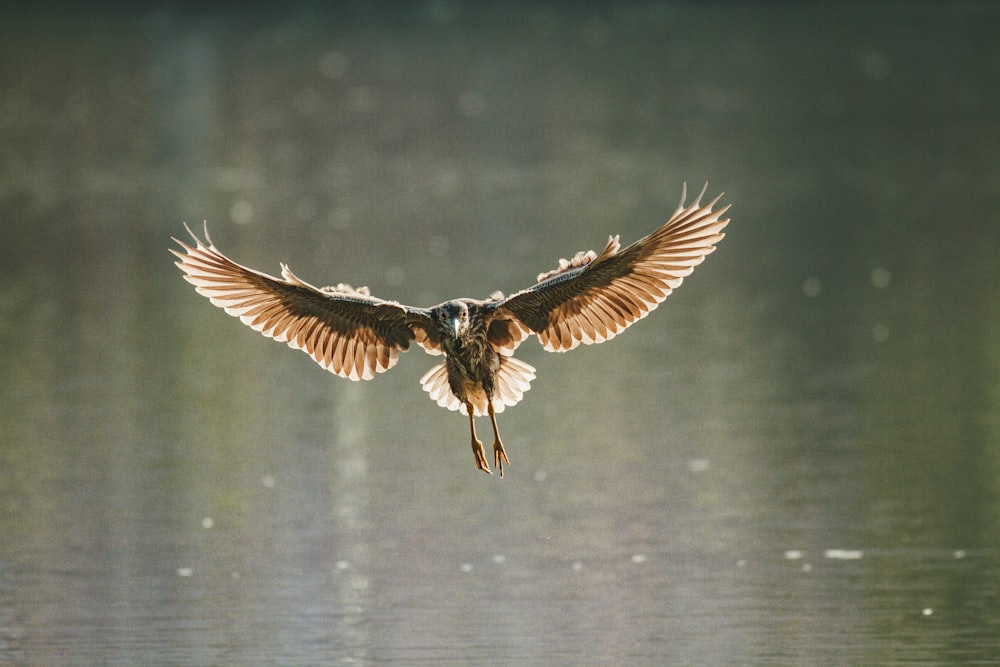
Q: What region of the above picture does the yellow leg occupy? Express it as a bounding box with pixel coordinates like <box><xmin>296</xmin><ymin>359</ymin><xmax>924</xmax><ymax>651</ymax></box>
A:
<box><xmin>488</xmin><ymin>402</ymin><xmax>509</xmax><ymax>478</ymax></box>
<box><xmin>468</xmin><ymin>403</ymin><xmax>491</xmax><ymax>475</ymax></box>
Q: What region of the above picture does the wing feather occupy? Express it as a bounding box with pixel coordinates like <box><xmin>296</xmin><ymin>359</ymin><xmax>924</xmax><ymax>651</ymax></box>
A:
<box><xmin>495</xmin><ymin>184</ymin><xmax>731</xmax><ymax>352</ymax></box>
<box><xmin>171</xmin><ymin>223</ymin><xmax>433</xmax><ymax>380</ymax></box>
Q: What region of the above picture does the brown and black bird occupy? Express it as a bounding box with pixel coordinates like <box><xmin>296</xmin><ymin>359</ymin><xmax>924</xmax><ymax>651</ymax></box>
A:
<box><xmin>171</xmin><ymin>183</ymin><xmax>731</xmax><ymax>476</ymax></box>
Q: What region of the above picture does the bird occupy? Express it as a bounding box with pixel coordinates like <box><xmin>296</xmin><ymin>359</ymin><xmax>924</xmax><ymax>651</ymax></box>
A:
<box><xmin>171</xmin><ymin>183</ymin><xmax>731</xmax><ymax>477</ymax></box>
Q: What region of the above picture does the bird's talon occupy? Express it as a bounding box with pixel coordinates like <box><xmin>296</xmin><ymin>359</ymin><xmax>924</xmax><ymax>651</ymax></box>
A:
<box><xmin>472</xmin><ymin>440</ymin><xmax>492</xmax><ymax>474</ymax></box>
<box><xmin>493</xmin><ymin>441</ymin><xmax>509</xmax><ymax>478</ymax></box>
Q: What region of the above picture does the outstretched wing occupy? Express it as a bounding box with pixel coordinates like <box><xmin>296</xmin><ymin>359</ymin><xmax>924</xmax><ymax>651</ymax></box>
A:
<box><xmin>494</xmin><ymin>184</ymin><xmax>730</xmax><ymax>352</ymax></box>
<box><xmin>170</xmin><ymin>224</ymin><xmax>434</xmax><ymax>380</ymax></box>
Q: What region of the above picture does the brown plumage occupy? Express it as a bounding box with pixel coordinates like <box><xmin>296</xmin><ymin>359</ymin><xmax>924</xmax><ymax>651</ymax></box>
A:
<box><xmin>171</xmin><ymin>183</ymin><xmax>731</xmax><ymax>476</ymax></box>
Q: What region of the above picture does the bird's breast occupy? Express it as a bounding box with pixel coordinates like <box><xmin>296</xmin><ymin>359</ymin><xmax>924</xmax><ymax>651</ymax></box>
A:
<box><xmin>443</xmin><ymin>335</ymin><xmax>492</xmax><ymax>375</ymax></box>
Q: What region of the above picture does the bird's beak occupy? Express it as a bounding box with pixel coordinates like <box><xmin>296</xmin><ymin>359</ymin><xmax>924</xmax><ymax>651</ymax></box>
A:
<box><xmin>450</xmin><ymin>317</ymin><xmax>462</xmax><ymax>338</ymax></box>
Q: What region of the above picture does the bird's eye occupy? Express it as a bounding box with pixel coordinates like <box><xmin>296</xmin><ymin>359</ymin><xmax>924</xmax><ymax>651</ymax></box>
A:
<box><xmin>460</xmin><ymin>312</ymin><xmax>467</xmax><ymax>320</ymax></box>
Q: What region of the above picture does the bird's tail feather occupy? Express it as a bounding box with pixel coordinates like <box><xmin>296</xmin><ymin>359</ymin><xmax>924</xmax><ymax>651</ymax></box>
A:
<box><xmin>419</xmin><ymin>356</ymin><xmax>537</xmax><ymax>416</ymax></box>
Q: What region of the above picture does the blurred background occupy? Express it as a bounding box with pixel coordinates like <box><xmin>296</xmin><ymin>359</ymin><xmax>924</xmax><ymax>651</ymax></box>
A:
<box><xmin>2</xmin><ymin>1</ymin><xmax>999</xmax><ymax>664</ymax></box>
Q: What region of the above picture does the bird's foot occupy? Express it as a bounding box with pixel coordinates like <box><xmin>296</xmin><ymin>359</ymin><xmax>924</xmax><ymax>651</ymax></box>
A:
<box><xmin>471</xmin><ymin>439</ymin><xmax>492</xmax><ymax>475</ymax></box>
<box><xmin>493</xmin><ymin>440</ymin><xmax>509</xmax><ymax>478</ymax></box>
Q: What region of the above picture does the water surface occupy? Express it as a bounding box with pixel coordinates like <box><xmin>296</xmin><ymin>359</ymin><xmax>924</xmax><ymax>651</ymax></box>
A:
<box><xmin>2</xmin><ymin>3</ymin><xmax>999</xmax><ymax>664</ymax></box>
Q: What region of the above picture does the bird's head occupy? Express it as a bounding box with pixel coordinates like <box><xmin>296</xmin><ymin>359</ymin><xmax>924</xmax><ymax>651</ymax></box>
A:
<box><xmin>433</xmin><ymin>300</ymin><xmax>471</xmax><ymax>340</ymax></box>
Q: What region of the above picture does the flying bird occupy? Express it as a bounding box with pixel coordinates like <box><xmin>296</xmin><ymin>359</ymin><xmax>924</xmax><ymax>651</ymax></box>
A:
<box><xmin>171</xmin><ymin>183</ymin><xmax>731</xmax><ymax>477</ymax></box>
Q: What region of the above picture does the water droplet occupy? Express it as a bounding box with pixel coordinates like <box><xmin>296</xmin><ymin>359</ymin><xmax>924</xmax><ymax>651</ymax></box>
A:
<box><xmin>802</xmin><ymin>277</ymin><xmax>822</xmax><ymax>297</ymax></box>
<box><xmin>871</xmin><ymin>267</ymin><xmax>891</xmax><ymax>288</ymax></box>
<box><xmin>688</xmin><ymin>458</ymin><xmax>710</xmax><ymax>472</ymax></box>
<box><xmin>230</xmin><ymin>200</ymin><xmax>254</xmax><ymax>225</ymax></box>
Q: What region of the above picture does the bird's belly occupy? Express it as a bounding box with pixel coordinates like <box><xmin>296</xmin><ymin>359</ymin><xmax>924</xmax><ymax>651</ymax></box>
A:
<box><xmin>459</xmin><ymin>380</ymin><xmax>488</xmax><ymax>407</ymax></box>
<box><xmin>445</xmin><ymin>359</ymin><xmax>493</xmax><ymax>413</ymax></box>
<box><xmin>447</xmin><ymin>367</ymin><xmax>483</xmax><ymax>400</ymax></box>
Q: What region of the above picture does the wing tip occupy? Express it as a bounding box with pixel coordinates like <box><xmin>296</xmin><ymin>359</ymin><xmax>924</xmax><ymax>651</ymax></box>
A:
<box><xmin>675</xmin><ymin>181</ymin><xmax>723</xmax><ymax>215</ymax></box>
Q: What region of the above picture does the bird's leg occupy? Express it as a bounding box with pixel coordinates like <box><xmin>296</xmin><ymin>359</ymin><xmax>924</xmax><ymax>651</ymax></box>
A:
<box><xmin>467</xmin><ymin>403</ymin><xmax>492</xmax><ymax>475</ymax></box>
<box><xmin>487</xmin><ymin>402</ymin><xmax>509</xmax><ymax>478</ymax></box>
